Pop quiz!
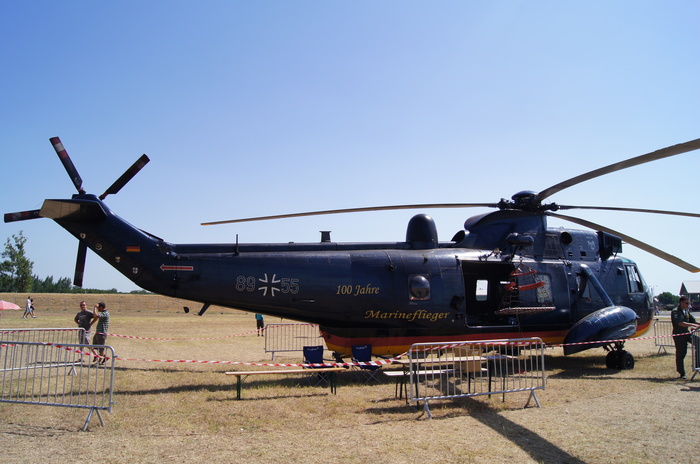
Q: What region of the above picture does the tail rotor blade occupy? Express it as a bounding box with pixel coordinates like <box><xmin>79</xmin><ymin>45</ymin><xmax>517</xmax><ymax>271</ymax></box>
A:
<box><xmin>99</xmin><ymin>154</ymin><xmax>150</xmax><ymax>200</ymax></box>
<box><xmin>50</xmin><ymin>137</ymin><xmax>85</xmax><ymax>194</ymax></box>
<box><xmin>74</xmin><ymin>242</ymin><xmax>87</xmax><ymax>288</ymax></box>
<box><xmin>4</xmin><ymin>210</ymin><xmax>41</xmax><ymax>223</ymax></box>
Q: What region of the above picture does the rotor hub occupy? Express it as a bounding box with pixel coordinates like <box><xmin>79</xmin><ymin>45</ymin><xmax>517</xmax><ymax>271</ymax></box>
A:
<box><xmin>497</xmin><ymin>191</ymin><xmax>559</xmax><ymax>213</ymax></box>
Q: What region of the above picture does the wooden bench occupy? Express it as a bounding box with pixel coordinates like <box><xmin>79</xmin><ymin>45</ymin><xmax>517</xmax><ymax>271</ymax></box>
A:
<box><xmin>225</xmin><ymin>367</ymin><xmax>347</xmax><ymax>399</ymax></box>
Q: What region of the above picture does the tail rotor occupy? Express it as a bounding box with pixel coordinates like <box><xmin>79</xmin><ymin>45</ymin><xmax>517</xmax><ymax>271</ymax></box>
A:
<box><xmin>4</xmin><ymin>136</ymin><xmax>150</xmax><ymax>287</ymax></box>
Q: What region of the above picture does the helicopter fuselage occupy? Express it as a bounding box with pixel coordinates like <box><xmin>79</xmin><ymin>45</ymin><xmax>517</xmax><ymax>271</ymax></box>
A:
<box><xmin>42</xmin><ymin>195</ymin><xmax>653</xmax><ymax>356</ymax></box>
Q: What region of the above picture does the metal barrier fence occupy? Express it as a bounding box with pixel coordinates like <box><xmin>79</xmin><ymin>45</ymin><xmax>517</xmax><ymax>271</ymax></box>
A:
<box><xmin>407</xmin><ymin>338</ymin><xmax>546</xmax><ymax>418</ymax></box>
<box><xmin>0</xmin><ymin>327</ymin><xmax>84</xmax><ymax>345</ymax></box>
<box><xmin>692</xmin><ymin>332</ymin><xmax>700</xmax><ymax>381</ymax></box>
<box><xmin>0</xmin><ymin>340</ymin><xmax>115</xmax><ymax>431</ymax></box>
<box><xmin>264</xmin><ymin>323</ymin><xmax>322</xmax><ymax>360</ymax></box>
<box><xmin>653</xmin><ymin>319</ymin><xmax>674</xmax><ymax>354</ymax></box>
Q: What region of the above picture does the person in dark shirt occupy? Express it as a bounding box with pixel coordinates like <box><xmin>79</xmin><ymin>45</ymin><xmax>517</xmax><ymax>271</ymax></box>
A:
<box><xmin>74</xmin><ymin>301</ymin><xmax>98</xmax><ymax>362</ymax></box>
<box><xmin>74</xmin><ymin>301</ymin><xmax>97</xmax><ymax>343</ymax></box>
<box><xmin>670</xmin><ymin>296</ymin><xmax>700</xmax><ymax>379</ymax></box>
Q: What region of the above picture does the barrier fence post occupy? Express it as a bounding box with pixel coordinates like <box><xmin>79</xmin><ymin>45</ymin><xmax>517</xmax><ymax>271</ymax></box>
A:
<box><xmin>407</xmin><ymin>338</ymin><xmax>546</xmax><ymax>418</ymax></box>
<box><xmin>264</xmin><ymin>323</ymin><xmax>322</xmax><ymax>360</ymax></box>
<box><xmin>1</xmin><ymin>329</ymin><xmax>115</xmax><ymax>431</ymax></box>
<box><xmin>653</xmin><ymin>319</ymin><xmax>674</xmax><ymax>354</ymax></box>
<box><xmin>692</xmin><ymin>331</ymin><xmax>700</xmax><ymax>381</ymax></box>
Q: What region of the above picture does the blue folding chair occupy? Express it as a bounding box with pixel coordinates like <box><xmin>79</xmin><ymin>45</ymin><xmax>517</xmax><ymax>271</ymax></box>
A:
<box><xmin>352</xmin><ymin>344</ymin><xmax>381</xmax><ymax>384</ymax></box>
<box><xmin>303</xmin><ymin>345</ymin><xmax>331</xmax><ymax>386</ymax></box>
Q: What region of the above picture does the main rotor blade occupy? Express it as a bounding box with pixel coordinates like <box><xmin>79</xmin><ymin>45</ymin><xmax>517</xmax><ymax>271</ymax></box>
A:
<box><xmin>536</xmin><ymin>138</ymin><xmax>700</xmax><ymax>203</ymax></box>
<box><xmin>202</xmin><ymin>202</ymin><xmax>499</xmax><ymax>226</ymax></box>
<box><xmin>4</xmin><ymin>210</ymin><xmax>41</xmax><ymax>223</ymax></box>
<box><xmin>50</xmin><ymin>137</ymin><xmax>85</xmax><ymax>194</ymax></box>
<box><xmin>556</xmin><ymin>205</ymin><xmax>700</xmax><ymax>219</ymax></box>
<box><xmin>547</xmin><ymin>212</ymin><xmax>700</xmax><ymax>273</ymax></box>
<box><xmin>99</xmin><ymin>154</ymin><xmax>150</xmax><ymax>200</ymax></box>
<box><xmin>74</xmin><ymin>242</ymin><xmax>87</xmax><ymax>288</ymax></box>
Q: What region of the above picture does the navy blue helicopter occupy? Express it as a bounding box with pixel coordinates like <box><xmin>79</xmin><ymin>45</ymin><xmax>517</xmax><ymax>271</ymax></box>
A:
<box><xmin>6</xmin><ymin>137</ymin><xmax>700</xmax><ymax>369</ymax></box>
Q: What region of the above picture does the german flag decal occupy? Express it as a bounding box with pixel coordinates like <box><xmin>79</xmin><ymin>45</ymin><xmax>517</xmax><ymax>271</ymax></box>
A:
<box><xmin>126</xmin><ymin>246</ymin><xmax>141</xmax><ymax>253</ymax></box>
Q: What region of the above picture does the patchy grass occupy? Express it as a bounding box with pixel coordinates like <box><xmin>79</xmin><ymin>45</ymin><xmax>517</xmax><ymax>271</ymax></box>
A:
<box><xmin>0</xmin><ymin>295</ymin><xmax>697</xmax><ymax>464</ymax></box>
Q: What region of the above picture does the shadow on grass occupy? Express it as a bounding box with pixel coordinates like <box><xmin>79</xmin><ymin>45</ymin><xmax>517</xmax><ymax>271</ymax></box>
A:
<box><xmin>545</xmin><ymin>352</ymin><xmax>693</xmax><ymax>384</ymax></box>
<box><xmin>458</xmin><ymin>397</ymin><xmax>587</xmax><ymax>464</ymax></box>
<box><xmin>116</xmin><ymin>371</ymin><xmax>343</xmax><ymax>397</ymax></box>
<box><xmin>212</xmin><ymin>391</ymin><xmax>334</xmax><ymax>402</ymax></box>
<box><xmin>117</xmin><ymin>382</ymin><xmax>233</xmax><ymax>396</ymax></box>
<box><xmin>680</xmin><ymin>383</ymin><xmax>700</xmax><ymax>393</ymax></box>
<box><xmin>366</xmin><ymin>395</ymin><xmax>586</xmax><ymax>464</ymax></box>
<box><xmin>543</xmin><ymin>353</ymin><xmax>614</xmax><ymax>379</ymax></box>
<box><xmin>0</xmin><ymin>422</ymin><xmax>75</xmax><ymax>437</ymax></box>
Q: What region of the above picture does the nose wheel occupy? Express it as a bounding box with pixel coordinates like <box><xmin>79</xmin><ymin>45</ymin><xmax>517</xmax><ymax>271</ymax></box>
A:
<box><xmin>605</xmin><ymin>343</ymin><xmax>635</xmax><ymax>370</ymax></box>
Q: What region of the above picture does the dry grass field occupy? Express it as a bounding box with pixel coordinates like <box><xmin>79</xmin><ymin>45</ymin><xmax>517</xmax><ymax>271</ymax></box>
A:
<box><xmin>1</xmin><ymin>293</ymin><xmax>698</xmax><ymax>464</ymax></box>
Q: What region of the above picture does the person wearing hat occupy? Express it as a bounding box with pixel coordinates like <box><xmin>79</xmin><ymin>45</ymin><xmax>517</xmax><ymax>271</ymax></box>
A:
<box><xmin>92</xmin><ymin>302</ymin><xmax>110</xmax><ymax>365</ymax></box>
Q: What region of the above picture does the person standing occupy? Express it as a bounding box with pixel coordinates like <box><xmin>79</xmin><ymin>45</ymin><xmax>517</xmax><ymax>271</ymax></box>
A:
<box><xmin>92</xmin><ymin>302</ymin><xmax>110</xmax><ymax>365</ymax></box>
<box><xmin>670</xmin><ymin>296</ymin><xmax>700</xmax><ymax>379</ymax></box>
<box><xmin>255</xmin><ymin>313</ymin><xmax>265</xmax><ymax>336</ymax></box>
<box><xmin>23</xmin><ymin>296</ymin><xmax>34</xmax><ymax>318</ymax></box>
<box><xmin>74</xmin><ymin>301</ymin><xmax>97</xmax><ymax>361</ymax></box>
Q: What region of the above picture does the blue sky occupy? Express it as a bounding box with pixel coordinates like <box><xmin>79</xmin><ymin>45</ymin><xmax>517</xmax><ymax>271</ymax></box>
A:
<box><xmin>1</xmin><ymin>1</ymin><xmax>699</xmax><ymax>295</ymax></box>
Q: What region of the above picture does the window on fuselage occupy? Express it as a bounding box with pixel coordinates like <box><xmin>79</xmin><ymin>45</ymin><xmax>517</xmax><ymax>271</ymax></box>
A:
<box><xmin>625</xmin><ymin>264</ymin><xmax>643</xmax><ymax>293</ymax></box>
<box><xmin>535</xmin><ymin>274</ymin><xmax>553</xmax><ymax>305</ymax></box>
<box><xmin>409</xmin><ymin>275</ymin><xmax>431</xmax><ymax>301</ymax></box>
<box><xmin>476</xmin><ymin>279</ymin><xmax>488</xmax><ymax>301</ymax></box>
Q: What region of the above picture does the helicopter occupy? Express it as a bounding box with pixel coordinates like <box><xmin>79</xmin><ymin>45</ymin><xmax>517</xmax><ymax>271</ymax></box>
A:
<box><xmin>5</xmin><ymin>137</ymin><xmax>700</xmax><ymax>369</ymax></box>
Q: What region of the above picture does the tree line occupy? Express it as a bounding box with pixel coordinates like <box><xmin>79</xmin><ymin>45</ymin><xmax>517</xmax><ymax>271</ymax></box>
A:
<box><xmin>0</xmin><ymin>231</ymin><xmax>149</xmax><ymax>294</ymax></box>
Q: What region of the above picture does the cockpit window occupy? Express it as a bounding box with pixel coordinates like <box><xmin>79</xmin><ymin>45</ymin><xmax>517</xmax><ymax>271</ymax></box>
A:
<box><xmin>625</xmin><ymin>265</ymin><xmax>644</xmax><ymax>293</ymax></box>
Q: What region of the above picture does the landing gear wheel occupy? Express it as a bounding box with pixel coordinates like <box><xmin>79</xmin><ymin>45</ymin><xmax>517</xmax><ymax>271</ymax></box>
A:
<box><xmin>618</xmin><ymin>351</ymin><xmax>634</xmax><ymax>370</ymax></box>
<box><xmin>605</xmin><ymin>351</ymin><xmax>620</xmax><ymax>369</ymax></box>
<box><xmin>605</xmin><ymin>350</ymin><xmax>635</xmax><ymax>370</ymax></box>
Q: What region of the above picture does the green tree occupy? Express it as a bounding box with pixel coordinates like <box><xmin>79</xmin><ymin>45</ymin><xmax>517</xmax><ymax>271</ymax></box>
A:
<box><xmin>0</xmin><ymin>231</ymin><xmax>34</xmax><ymax>292</ymax></box>
<box><xmin>32</xmin><ymin>275</ymin><xmax>72</xmax><ymax>293</ymax></box>
<box><xmin>656</xmin><ymin>291</ymin><xmax>678</xmax><ymax>306</ymax></box>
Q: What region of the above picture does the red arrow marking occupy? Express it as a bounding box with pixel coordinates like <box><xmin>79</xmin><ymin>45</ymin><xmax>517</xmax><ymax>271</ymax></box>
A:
<box><xmin>160</xmin><ymin>265</ymin><xmax>194</xmax><ymax>272</ymax></box>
